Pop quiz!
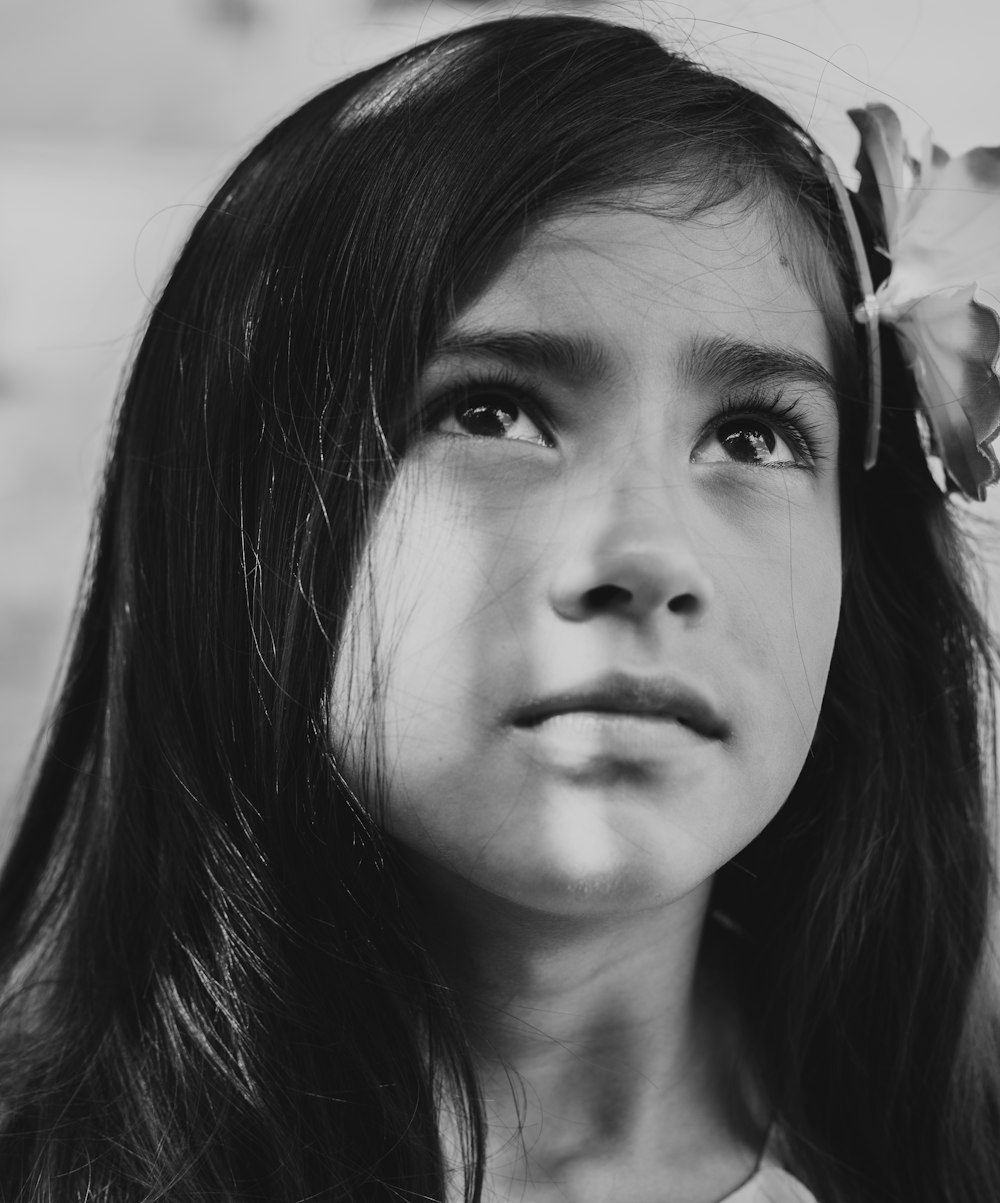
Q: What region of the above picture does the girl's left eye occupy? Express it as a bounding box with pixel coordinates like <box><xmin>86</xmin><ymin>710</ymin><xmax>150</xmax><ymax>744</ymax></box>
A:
<box><xmin>431</xmin><ymin>388</ymin><xmax>551</xmax><ymax>446</ymax></box>
<box><xmin>693</xmin><ymin>412</ymin><xmax>806</xmax><ymax>468</ymax></box>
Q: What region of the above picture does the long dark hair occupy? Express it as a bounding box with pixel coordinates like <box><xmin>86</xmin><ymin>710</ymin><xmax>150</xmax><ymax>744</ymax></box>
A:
<box><xmin>0</xmin><ymin>14</ymin><xmax>996</xmax><ymax>1202</ymax></box>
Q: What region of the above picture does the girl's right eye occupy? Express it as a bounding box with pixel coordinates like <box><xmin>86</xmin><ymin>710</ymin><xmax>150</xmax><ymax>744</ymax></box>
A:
<box><xmin>429</xmin><ymin>385</ymin><xmax>552</xmax><ymax>446</ymax></box>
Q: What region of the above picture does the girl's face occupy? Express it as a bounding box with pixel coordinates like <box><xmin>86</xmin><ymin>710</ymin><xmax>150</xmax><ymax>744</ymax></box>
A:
<box><xmin>331</xmin><ymin>201</ymin><xmax>842</xmax><ymax>916</ymax></box>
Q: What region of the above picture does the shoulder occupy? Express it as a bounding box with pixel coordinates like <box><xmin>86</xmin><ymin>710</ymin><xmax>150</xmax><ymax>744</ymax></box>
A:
<box><xmin>720</xmin><ymin>1165</ymin><xmax>819</xmax><ymax>1203</ymax></box>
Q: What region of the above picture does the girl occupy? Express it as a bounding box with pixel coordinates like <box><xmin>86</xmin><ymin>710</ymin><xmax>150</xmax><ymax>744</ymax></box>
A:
<box><xmin>1</xmin><ymin>13</ymin><xmax>999</xmax><ymax>1203</ymax></box>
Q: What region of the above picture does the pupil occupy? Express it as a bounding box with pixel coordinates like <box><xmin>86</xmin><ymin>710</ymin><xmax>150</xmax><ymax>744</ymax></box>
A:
<box><xmin>459</xmin><ymin>401</ymin><xmax>516</xmax><ymax>437</ymax></box>
<box><xmin>719</xmin><ymin>419</ymin><xmax>775</xmax><ymax>462</ymax></box>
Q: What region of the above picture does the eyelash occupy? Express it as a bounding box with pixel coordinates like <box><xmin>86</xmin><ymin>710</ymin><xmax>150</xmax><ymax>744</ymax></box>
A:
<box><xmin>707</xmin><ymin>388</ymin><xmax>828</xmax><ymax>467</ymax></box>
<box><xmin>420</xmin><ymin>365</ymin><xmax>553</xmax><ymax>441</ymax></box>
<box><xmin>420</xmin><ymin>366</ymin><xmax>827</xmax><ymax>465</ymax></box>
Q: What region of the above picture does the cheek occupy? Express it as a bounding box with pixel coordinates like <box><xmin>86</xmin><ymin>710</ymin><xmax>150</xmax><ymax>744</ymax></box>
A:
<box><xmin>728</xmin><ymin>499</ymin><xmax>842</xmax><ymax>783</ymax></box>
<box><xmin>327</xmin><ymin>458</ymin><xmax>522</xmax><ymax>794</ymax></box>
<box><xmin>329</xmin><ymin>473</ymin><xmax>437</xmax><ymax>786</ymax></box>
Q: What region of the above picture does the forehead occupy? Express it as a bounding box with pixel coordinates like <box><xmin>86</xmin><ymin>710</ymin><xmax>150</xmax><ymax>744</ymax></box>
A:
<box><xmin>453</xmin><ymin>201</ymin><xmax>835</xmax><ymax>376</ymax></box>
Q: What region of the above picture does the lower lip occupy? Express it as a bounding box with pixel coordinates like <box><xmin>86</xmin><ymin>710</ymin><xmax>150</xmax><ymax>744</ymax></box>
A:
<box><xmin>512</xmin><ymin>711</ymin><xmax>714</xmax><ymax>767</ymax></box>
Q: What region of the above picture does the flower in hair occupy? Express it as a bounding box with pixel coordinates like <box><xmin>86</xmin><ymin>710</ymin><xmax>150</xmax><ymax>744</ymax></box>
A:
<box><xmin>848</xmin><ymin>104</ymin><xmax>1000</xmax><ymax>499</ymax></box>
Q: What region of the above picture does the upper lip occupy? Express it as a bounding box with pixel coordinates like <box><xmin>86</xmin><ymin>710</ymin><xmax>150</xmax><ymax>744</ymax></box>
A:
<box><xmin>508</xmin><ymin>671</ymin><xmax>729</xmax><ymax>740</ymax></box>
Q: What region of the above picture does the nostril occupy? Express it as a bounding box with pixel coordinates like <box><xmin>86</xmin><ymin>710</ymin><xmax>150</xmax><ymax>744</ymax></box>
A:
<box><xmin>584</xmin><ymin>583</ymin><xmax>633</xmax><ymax>611</ymax></box>
<box><xmin>583</xmin><ymin>585</ymin><xmax>703</xmax><ymax>616</ymax></box>
<box><xmin>550</xmin><ymin>544</ymin><xmax>714</xmax><ymax>623</ymax></box>
<box><xmin>668</xmin><ymin>593</ymin><xmax>700</xmax><ymax>616</ymax></box>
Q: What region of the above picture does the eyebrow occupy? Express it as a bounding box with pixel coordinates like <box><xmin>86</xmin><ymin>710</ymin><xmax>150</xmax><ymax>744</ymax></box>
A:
<box><xmin>678</xmin><ymin>333</ymin><xmax>838</xmax><ymax>406</ymax></box>
<box><xmin>429</xmin><ymin>327</ymin><xmax>837</xmax><ymax>405</ymax></box>
<box><xmin>430</xmin><ymin>329</ymin><xmax>614</xmax><ymax>383</ymax></box>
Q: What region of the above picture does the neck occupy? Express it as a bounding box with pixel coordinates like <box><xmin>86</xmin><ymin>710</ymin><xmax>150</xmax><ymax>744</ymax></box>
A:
<box><xmin>411</xmin><ymin>868</ymin><xmax>764</xmax><ymax>1203</ymax></box>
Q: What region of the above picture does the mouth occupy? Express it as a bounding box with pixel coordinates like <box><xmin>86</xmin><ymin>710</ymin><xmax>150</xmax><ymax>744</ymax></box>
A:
<box><xmin>509</xmin><ymin>672</ymin><xmax>729</xmax><ymax>742</ymax></box>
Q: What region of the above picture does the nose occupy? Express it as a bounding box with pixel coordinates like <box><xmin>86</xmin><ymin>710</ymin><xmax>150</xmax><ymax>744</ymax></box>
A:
<box><xmin>547</xmin><ymin>480</ymin><xmax>714</xmax><ymax>625</ymax></box>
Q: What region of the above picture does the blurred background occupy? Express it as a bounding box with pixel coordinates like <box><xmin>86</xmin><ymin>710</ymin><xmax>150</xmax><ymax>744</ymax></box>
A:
<box><xmin>2</xmin><ymin>0</ymin><xmax>999</xmax><ymax>833</ymax></box>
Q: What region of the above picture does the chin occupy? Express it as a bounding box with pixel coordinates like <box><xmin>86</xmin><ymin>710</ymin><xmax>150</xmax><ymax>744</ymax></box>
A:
<box><xmin>471</xmin><ymin>842</ymin><xmax>715</xmax><ymax>920</ymax></box>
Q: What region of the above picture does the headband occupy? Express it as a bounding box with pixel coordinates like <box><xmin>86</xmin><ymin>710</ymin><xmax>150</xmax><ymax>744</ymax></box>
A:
<box><xmin>827</xmin><ymin>105</ymin><xmax>1000</xmax><ymax>500</ymax></box>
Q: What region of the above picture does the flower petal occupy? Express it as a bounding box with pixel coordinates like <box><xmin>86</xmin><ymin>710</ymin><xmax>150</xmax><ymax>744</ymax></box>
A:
<box><xmin>849</xmin><ymin>104</ymin><xmax>907</xmax><ymax>247</ymax></box>
<box><xmin>885</xmin><ymin>144</ymin><xmax>1000</xmax><ymax>304</ymax></box>
<box><xmin>893</xmin><ymin>284</ymin><xmax>1000</xmax><ymax>499</ymax></box>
